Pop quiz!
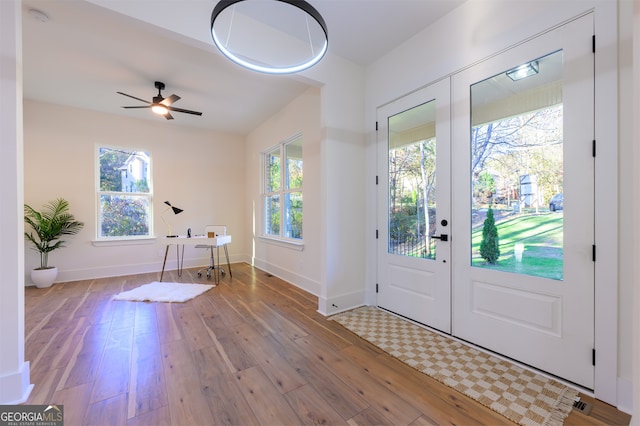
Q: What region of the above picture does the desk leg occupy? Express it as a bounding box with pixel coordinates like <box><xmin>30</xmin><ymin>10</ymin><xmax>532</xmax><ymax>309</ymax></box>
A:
<box><xmin>176</xmin><ymin>244</ymin><xmax>185</xmax><ymax>277</ymax></box>
<box><xmin>223</xmin><ymin>244</ymin><xmax>232</xmax><ymax>278</ymax></box>
<box><xmin>160</xmin><ymin>245</ymin><xmax>170</xmax><ymax>282</ymax></box>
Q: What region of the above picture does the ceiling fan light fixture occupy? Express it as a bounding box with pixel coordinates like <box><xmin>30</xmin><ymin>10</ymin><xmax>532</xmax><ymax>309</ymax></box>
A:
<box><xmin>151</xmin><ymin>104</ymin><xmax>169</xmax><ymax>115</ymax></box>
<box><xmin>210</xmin><ymin>0</ymin><xmax>328</xmax><ymax>74</ymax></box>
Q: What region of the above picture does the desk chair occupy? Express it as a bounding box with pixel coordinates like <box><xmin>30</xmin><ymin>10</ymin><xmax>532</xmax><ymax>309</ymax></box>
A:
<box><xmin>196</xmin><ymin>225</ymin><xmax>232</xmax><ymax>281</ymax></box>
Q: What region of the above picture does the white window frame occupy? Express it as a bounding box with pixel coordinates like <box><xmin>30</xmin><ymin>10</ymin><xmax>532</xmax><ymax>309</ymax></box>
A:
<box><xmin>95</xmin><ymin>145</ymin><xmax>153</xmax><ymax>242</ymax></box>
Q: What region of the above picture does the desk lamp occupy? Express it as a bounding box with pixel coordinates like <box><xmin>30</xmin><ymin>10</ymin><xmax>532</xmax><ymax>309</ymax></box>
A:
<box><xmin>161</xmin><ymin>201</ymin><xmax>183</xmax><ymax>237</ymax></box>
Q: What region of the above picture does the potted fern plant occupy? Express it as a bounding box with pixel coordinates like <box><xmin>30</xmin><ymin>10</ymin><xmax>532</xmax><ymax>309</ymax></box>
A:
<box><xmin>24</xmin><ymin>198</ymin><xmax>84</xmax><ymax>288</ymax></box>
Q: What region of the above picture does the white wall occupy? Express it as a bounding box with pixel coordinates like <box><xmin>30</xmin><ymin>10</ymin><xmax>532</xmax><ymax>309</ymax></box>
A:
<box><xmin>245</xmin><ymin>87</ymin><xmax>322</xmax><ymax>294</ymax></box>
<box><xmin>364</xmin><ymin>0</ymin><xmax>629</xmax><ymax>409</ymax></box>
<box><xmin>314</xmin><ymin>57</ymin><xmax>367</xmax><ymax>315</ymax></box>
<box><xmin>618</xmin><ymin>0</ymin><xmax>636</xmax><ymax>415</ymax></box>
<box><xmin>23</xmin><ymin>99</ymin><xmax>247</xmax><ymax>283</ymax></box>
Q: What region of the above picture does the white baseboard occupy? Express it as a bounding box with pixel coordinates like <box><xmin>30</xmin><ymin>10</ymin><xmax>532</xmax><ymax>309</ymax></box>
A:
<box><xmin>24</xmin><ymin>254</ymin><xmax>250</xmax><ymax>286</ymax></box>
<box><xmin>0</xmin><ymin>361</ymin><xmax>33</xmax><ymax>404</ymax></box>
<box><xmin>251</xmin><ymin>257</ymin><xmax>320</xmax><ymax>296</ymax></box>
<box><xmin>318</xmin><ymin>290</ymin><xmax>367</xmax><ymax>316</ymax></box>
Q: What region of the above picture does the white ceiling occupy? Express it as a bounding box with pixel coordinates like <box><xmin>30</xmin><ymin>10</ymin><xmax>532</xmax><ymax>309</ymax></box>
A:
<box><xmin>21</xmin><ymin>0</ymin><xmax>465</xmax><ymax>134</ymax></box>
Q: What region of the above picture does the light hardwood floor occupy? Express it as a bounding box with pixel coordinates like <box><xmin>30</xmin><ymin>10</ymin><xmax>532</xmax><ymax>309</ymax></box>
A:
<box><xmin>24</xmin><ymin>263</ymin><xmax>630</xmax><ymax>425</ymax></box>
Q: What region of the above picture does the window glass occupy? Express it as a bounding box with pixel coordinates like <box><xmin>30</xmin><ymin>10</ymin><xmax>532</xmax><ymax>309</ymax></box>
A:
<box><xmin>98</xmin><ymin>147</ymin><xmax>152</xmax><ymax>238</ymax></box>
<box><xmin>284</xmin><ymin>192</ymin><xmax>302</xmax><ymax>239</ymax></box>
<box><xmin>265</xmin><ymin>195</ymin><xmax>280</xmax><ymax>236</ymax></box>
<box><xmin>265</xmin><ymin>147</ymin><xmax>281</xmax><ymax>193</ymax></box>
<box><xmin>285</xmin><ymin>138</ymin><xmax>303</xmax><ymax>190</ymax></box>
<box><xmin>470</xmin><ymin>51</ymin><xmax>564</xmax><ymax>280</ymax></box>
<box><xmin>388</xmin><ymin>100</ymin><xmax>437</xmax><ymax>260</ymax></box>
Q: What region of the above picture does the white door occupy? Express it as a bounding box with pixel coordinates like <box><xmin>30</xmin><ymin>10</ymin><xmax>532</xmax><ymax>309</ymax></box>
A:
<box><xmin>451</xmin><ymin>15</ymin><xmax>595</xmax><ymax>388</ymax></box>
<box><xmin>377</xmin><ymin>79</ymin><xmax>451</xmax><ymax>333</ymax></box>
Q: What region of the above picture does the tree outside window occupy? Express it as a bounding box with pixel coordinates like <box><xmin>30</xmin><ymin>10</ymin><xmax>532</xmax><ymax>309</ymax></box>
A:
<box><xmin>263</xmin><ymin>135</ymin><xmax>303</xmax><ymax>240</ymax></box>
<box><xmin>97</xmin><ymin>147</ymin><xmax>152</xmax><ymax>238</ymax></box>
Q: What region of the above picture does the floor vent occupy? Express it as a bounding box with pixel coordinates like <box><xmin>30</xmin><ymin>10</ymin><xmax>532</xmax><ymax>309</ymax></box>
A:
<box><xmin>573</xmin><ymin>399</ymin><xmax>593</xmax><ymax>415</ymax></box>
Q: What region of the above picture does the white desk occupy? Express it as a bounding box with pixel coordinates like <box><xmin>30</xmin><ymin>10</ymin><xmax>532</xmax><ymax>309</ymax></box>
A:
<box><xmin>160</xmin><ymin>235</ymin><xmax>232</xmax><ymax>283</ymax></box>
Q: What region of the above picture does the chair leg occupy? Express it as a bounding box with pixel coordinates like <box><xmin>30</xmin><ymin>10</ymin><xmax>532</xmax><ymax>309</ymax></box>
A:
<box><xmin>207</xmin><ymin>246</ymin><xmax>214</xmax><ymax>279</ymax></box>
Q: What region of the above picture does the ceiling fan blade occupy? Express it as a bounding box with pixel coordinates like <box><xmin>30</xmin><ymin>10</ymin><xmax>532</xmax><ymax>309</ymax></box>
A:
<box><xmin>122</xmin><ymin>105</ymin><xmax>152</xmax><ymax>109</ymax></box>
<box><xmin>161</xmin><ymin>94</ymin><xmax>180</xmax><ymax>106</ymax></box>
<box><xmin>116</xmin><ymin>92</ymin><xmax>150</xmax><ymax>104</ymax></box>
<box><xmin>167</xmin><ymin>106</ymin><xmax>203</xmax><ymax>116</ymax></box>
<box><xmin>164</xmin><ymin>112</ymin><xmax>174</xmax><ymax>120</ymax></box>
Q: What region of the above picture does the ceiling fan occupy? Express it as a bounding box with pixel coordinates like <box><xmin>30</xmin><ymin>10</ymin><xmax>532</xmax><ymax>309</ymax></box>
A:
<box><xmin>117</xmin><ymin>81</ymin><xmax>202</xmax><ymax>120</ymax></box>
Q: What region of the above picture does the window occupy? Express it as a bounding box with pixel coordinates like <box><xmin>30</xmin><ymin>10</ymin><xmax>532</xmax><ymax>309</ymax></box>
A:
<box><xmin>263</xmin><ymin>135</ymin><xmax>303</xmax><ymax>240</ymax></box>
<box><xmin>97</xmin><ymin>146</ymin><xmax>152</xmax><ymax>239</ymax></box>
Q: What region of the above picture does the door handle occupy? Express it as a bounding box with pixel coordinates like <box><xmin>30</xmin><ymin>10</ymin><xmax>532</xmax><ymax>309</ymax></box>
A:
<box><xmin>431</xmin><ymin>234</ymin><xmax>449</xmax><ymax>242</ymax></box>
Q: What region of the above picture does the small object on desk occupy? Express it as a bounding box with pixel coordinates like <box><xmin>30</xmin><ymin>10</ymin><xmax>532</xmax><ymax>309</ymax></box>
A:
<box><xmin>207</xmin><ymin>231</ymin><xmax>216</xmax><ymax>238</ymax></box>
<box><xmin>187</xmin><ymin>228</ymin><xmax>192</xmax><ymax>238</ymax></box>
<box><xmin>166</xmin><ymin>235</ymin><xmax>179</xmax><ymax>238</ymax></box>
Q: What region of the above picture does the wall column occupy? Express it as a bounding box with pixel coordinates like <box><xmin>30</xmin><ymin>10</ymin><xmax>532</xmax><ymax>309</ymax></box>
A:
<box><xmin>0</xmin><ymin>0</ymin><xmax>32</xmax><ymax>404</ymax></box>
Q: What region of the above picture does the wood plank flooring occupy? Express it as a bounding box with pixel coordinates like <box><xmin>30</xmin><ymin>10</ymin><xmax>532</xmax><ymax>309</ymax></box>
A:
<box><xmin>24</xmin><ymin>263</ymin><xmax>630</xmax><ymax>425</ymax></box>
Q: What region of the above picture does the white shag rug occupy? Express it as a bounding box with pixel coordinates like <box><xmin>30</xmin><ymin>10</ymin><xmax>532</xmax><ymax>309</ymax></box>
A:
<box><xmin>112</xmin><ymin>281</ymin><xmax>214</xmax><ymax>303</ymax></box>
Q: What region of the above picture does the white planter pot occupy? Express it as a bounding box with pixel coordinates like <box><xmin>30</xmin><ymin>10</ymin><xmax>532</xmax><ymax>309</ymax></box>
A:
<box><xmin>31</xmin><ymin>267</ymin><xmax>58</xmax><ymax>288</ymax></box>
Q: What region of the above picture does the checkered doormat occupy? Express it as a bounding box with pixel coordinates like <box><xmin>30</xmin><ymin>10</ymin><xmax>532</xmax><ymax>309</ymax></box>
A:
<box><xmin>331</xmin><ymin>306</ymin><xmax>578</xmax><ymax>426</ymax></box>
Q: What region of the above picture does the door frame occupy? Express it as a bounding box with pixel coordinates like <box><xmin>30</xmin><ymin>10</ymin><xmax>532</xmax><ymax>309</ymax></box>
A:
<box><xmin>591</xmin><ymin>6</ymin><xmax>619</xmax><ymax>406</ymax></box>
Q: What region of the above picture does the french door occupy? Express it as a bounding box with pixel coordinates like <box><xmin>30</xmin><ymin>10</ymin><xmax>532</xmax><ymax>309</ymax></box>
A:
<box><xmin>377</xmin><ymin>79</ymin><xmax>451</xmax><ymax>333</ymax></box>
<box><xmin>377</xmin><ymin>14</ymin><xmax>595</xmax><ymax>388</ymax></box>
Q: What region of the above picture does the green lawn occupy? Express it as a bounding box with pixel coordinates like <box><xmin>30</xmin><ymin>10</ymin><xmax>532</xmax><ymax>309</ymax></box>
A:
<box><xmin>471</xmin><ymin>212</ymin><xmax>564</xmax><ymax>280</ymax></box>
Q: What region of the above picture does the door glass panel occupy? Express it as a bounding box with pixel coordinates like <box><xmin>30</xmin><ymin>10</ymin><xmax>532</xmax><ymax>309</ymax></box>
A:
<box><xmin>470</xmin><ymin>50</ymin><xmax>564</xmax><ymax>280</ymax></box>
<box><xmin>388</xmin><ymin>100</ymin><xmax>437</xmax><ymax>259</ymax></box>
